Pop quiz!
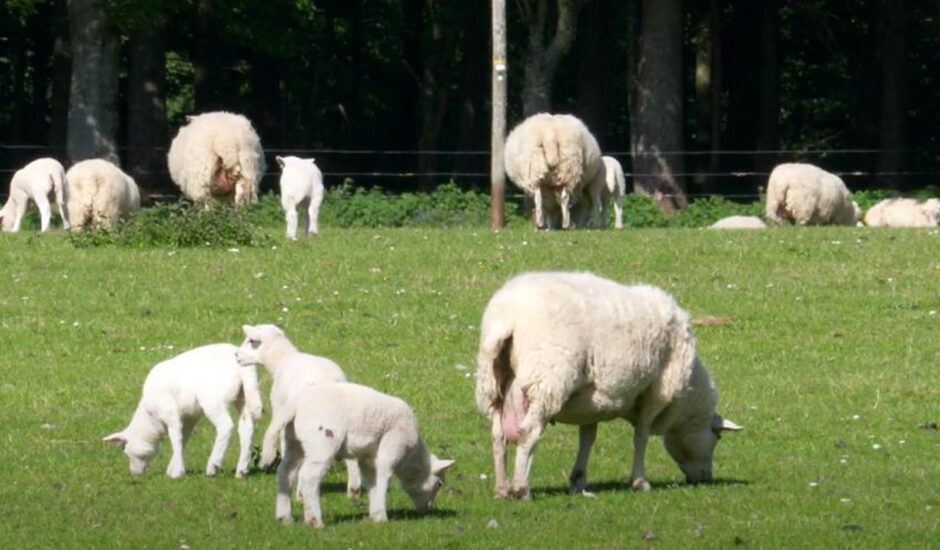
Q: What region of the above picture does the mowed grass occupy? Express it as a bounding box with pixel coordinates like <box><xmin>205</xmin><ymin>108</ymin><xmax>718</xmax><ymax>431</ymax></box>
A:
<box><xmin>1</xmin><ymin>225</ymin><xmax>938</xmax><ymax>548</ymax></box>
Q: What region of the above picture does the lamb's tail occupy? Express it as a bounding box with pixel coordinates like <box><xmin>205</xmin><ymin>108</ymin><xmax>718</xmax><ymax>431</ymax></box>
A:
<box><xmin>475</xmin><ymin>318</ymin><xmax>515</xmax><ymax>416</ymax></box>
<box><xmin>238</xmin><ymin>365</ymin><xmax>264</xmax><ymax>421</ymax></box>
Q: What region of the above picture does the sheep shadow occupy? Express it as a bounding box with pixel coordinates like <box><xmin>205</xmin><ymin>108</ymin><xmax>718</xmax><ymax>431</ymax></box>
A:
<box><xmin>284</xmin><ymin>508</ymin><xmax>458</xmax><ymax>527</ymax></box>
<box><xmin>534</xmin><ymin>477</ymin><xmax>751</xmax><ymax>498</ymax></box>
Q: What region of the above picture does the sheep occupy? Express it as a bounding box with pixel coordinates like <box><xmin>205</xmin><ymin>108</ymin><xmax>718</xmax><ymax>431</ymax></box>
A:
<box><xmin>0</xmin><ymin>158</ymin><xmax>70</xmax><ymax>232</ymax></box>
<box><xmin>475</xmin><ymin>271</ymin><xmax>741</xmax><ymax>500</ymax></box>
<box><xmin>261</xmin><ymin>382</ymin><xmax>455</xmax><ymax>527</ymax></box>
<box><xmin>235</xmin><ymin>324</ymin><xmax>361</xmax><ymax>497</ymax></box>
<box><xmin>863</xmin><ymin>198</ymin><xmax>940</xmax><ymax>227</ymax></box>
<box><xmin>65</xmin><ymin>159</ymin><xmax>140</xmax><ymax>230</ymax></box>
<box><xmin>167</xmin><ymin>111</ymin><xmax>265</xmax><ymax>206</ymax></box>
<box><xmin>102</xmin><ymin>343</ymin><xmax>263</xmax><ymax>479</ymax></box>
<box><xmin>574</xmin><ymin>155</ymin><xmax>626</xmax><ymax>229</ymax></box>
<box><xmin>276</xmin><ymin>155</ymin><xmax>325</xmax><ymax>239</ymax></box>
<box><xmin>503</xmin><ymin>113</ymin><xmax>603</xmax><ymax>230</ymax></box>
<box><xmin>765</xmin><ymin>163</ymin><xmax>861</xmax><ymax>226</ymax></box>
<box><xmin>709</xmin><ymin>215</ymin><xmax>767</xmax><ymax>229</ymax></box>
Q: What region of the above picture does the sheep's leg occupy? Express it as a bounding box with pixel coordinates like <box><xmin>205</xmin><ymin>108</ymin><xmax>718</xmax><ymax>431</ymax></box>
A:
<box><xmin>283</xmin><ymin>197</ymin><xmax>299</xmax><ymax>240</ymax></box>
<box><xmin>589</xmin><ymin>187</ymin><xmax>604</xmax><ymax>229</ymax></box>
<box><xmin>276</xmin><ymin>425</ymin><xmax>303</xmax><ymax>524</ymax></box>
<box><xmin>234</xmin><ymin>405</ymin><xmax>255</xmax><ymax>478</ymax></box>
<box><xmin>345</xmin><ymin>459</ymin><xmax>362</xmax><ymax>497</ymax></box>
<box><xmin>298</xmin><ymin>458</ymin><xmax>330</xmax><ymax>528</ymax></box>
<box><xmin>307</xmin><ymin>198</ymin><xmax>320</xmax><ymax>236</ymax></box>
<box><xmin>568</xmin><ymin>423</ymin><xmax>597</xmax><ymax>496</ymax></box>
<box><xmin>629</xmin><ymin>422</ymin><xmax>653</xmax><ymax>492</ymax></box>
<box><xmin>164</xmin><ymin>412</ymin><xmax>186</xmax><ymax>479</ymax></box>
<box><xmin>510</xmin><ymin>419</ymin><xmax>544</xmax><ymax>500</ymax></box>
<box><xmin>34</xmin><ymin>193</ymin><xmax>52</xmax><ymax>232</ymax></box>
<box><xmin>203</xmin><ymin>404</ymin><xmax>235</xmax><ymax>476</ymax></box>
<box><xmin>533</xmin><ymin>190</ymin><xmax>546</xmax><ymax>230</ymax></box>
<box><xmin>558</xmin><ymin>189</ymin><xmax>572</xmax><ymax>230</ymax></box>
<box><xmin>490</xmin><ymin>412</ymin><xmax>511</xmax><ymax>499</ymax></box>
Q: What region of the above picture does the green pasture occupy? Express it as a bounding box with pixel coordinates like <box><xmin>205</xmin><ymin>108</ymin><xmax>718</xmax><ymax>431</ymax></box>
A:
<box><xmin>1</xmin><ymin>225</ymin><xmax>938</xmax><ymax>548</ymax></box>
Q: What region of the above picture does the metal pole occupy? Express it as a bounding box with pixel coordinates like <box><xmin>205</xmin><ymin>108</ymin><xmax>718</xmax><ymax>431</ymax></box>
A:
<box><xmin>491</xmin><ymin>0</ymin><xmax>507</xmax><ymax>230</ymax></box>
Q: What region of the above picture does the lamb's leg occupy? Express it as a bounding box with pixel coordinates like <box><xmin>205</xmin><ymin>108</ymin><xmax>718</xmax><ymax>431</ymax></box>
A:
<box><xmin>345</xmin><ymin>459</ymin><xmax>362</xmax><ymax>497</ymax></box>
<box><xmin>203</xmin><ymin>404</ymin><xmax>235</xmax><ymax>476</ymax></box>
<box><xmin>613</xmin><ymin>193</ymin><xmax>624</xmax><ymax>229</ymax></box>
<box><xmin>630</xmin><ymin>422</ymin><xmax>653</xmax><ymax>492</ymax></box>
<box><xmin>367</xmin><ymin>466</ymin><xmax>392</xmax><ymax>523</ymax></box>
<box><xmin>490</xmin><ymin>412</ymin><xmax>511</xmax><ymax>499</ymax></box>
<box><xmin>164</xmin><ymin>412</ymin><xmax>186</xmax><ymax>479</ymax></box>
<box><xmin>11</xmin><ymin>194</ymin><xmax>29</xmax><ymax>232</ymax></box>
<box><xmin>568</xmin><ymin>423</ymin><xmax>597</xmax><ymax>496</ymax></box>
<box><xmin>298</xmin><ymin>458</ymin><xmax>330</xmax><ymax>528</ymax></box>
<box><xmin>307</xmin><ymin>198</ymin><xmax>320</xmax><ymax>236</ymax></box>
<box><xmin>276</xmin><ymin>425</ymin><xmax>303</xmax><ymax>524</ymax></box>
<box><xmin>284</xmin><ymin>204</ymin><xmax>298</xmax><ymax>240</ymax></box>
<box><xmin>510</xmin><ymin>418</ymin><xmax>544</xmax><ymax>500</ymax></box>
<box><xmin>533</xmin><ymin>190</ymin><xmax>546</xmax><ymax>230</ymax></box>
<box><xmin>235</xmin><ymin>405</ymin><xmax>255</xmax><ymax>478</ymax></box>
<box><xmin>34</xmin><ymin>193</ymin><xmax>52</xmax><ymax>232</ymax></box>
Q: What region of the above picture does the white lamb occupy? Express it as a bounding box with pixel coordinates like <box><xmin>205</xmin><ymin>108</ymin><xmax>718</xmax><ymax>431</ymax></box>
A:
<box><xmin>261</xmin><ymin>382</ymin><xmax>455</xmax><ymax>527</ymax></box>
<box><xmin>167</xmin><ymin>111</ymin><xmax>265</xmax><ymax>206</ymax></box>
<box><xmin>709</xmin><ymin>215</ymin><xmax>767</xmax><ymax>229</ymax></box>
<box><xmin>765</xmin><ymin>162</ymin><xmax>861</xmax><ymax>226</ymax></box>
<box><xmin>102</xmin><ymin>343</ymin><xmax>263</xmax><ymax>479</ymax></box>
<box><xmin>503</xmin><ymin>113</ymin><xmax>603</xmax><ymax>230</ymax></box>
<box><xmin>235</xmin><ymin>324</ymin><xmax>361</xmax><ymax>496</ymax></box>
<box><xmin>0</xmin><ymin>158</ymin><xmax>70</xmax><ymax>232</ymax></box>
<box><xmin>575</xmin><ymin>155</ymin><xmax>626</xmax><ymax>229</ymax></box>
<box><xmin>65</xmin><ymin>159</ymin><xmax>140</xmax><ymax>230</ymax></box>
<box><xmin>863</xmin><ymin>198</ymin><xmax>940</xmax><ymax>227</ymax></box>
<box><xmin>475</xmin><ymin>271</ymin><xmax>741</xmax><ymax>500</ymax></box>
<box><xmin>276</xmin><ymin>155</ymin><xmax>325</xmax><ymax>239</ymax></box>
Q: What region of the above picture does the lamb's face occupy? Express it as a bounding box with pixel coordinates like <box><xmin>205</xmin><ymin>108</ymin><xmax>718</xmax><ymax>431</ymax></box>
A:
<box><xmin>403</xmin><ymin>456</ymin><xmax>455</xmax><ymax>513</ymax></box>
<box><xmin>236</xmin><ymin>324</ymin><xmax>269</xmax><ymax>366</ymax></box>
<box><xmin>124</xmin><ymin>437</ymin><xmax>159</xmax><ymax>475</ymax></box>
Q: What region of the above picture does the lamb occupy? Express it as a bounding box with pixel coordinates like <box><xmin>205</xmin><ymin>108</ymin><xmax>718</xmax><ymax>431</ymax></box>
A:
<box><xmin>261</xmin><ymin>382</ymin><xmax>455</xmax><ymax>527</ymax></box>
<box><xmin>276</xmin><ymin>156</ymin><xmax>325</xmax><ymax>239</ymax></box>
<box><xmin>65</xmin><ymin>159</ymin><xmax>140</xmax><ymax>230</ymax></box>
<box><xmin>575</xmin><ymin>155</ymin><xmax>626</xmax><ymax>229</ymax></box>
<box><xmin>475</xmin><ymin>271</ymin><xmax>741</xmax><ymax>500</ymax></box>
<box><xmin>0</xmin><ymin>158</ymin><xmax>70</xmax><ymax>232</ymax></box>
<box><xmin>102</xmin><ymin>343</ymin><xmax>263</xmax><ymax>479</ymax></box>
<box><xmin>709</xmin><ymin>215</ymin><xmax>767</xmax><ymax>229</ymax></box>
<box><xmin>235</xmin><ymin>324</ymin><xmax>361</xmax><ymax>496</ymax></box>
<box><xmin>503</xmin><ymin>113</ymin><xmax>603</xmax><ymax>230</ymax></box>
<box><xmin>863</xmin><ymin>198</ymin><xmax>940</xmax><ymax>227</ymax></box>
<box><xmin>167</xmin><ymin>111</ymin><xmax>266</xmax><ymax>206</ymax></box>
<box><xmin>765</xmin><ymin>162</ymin><xmax>861</xmax><ymax>226</ymax></box>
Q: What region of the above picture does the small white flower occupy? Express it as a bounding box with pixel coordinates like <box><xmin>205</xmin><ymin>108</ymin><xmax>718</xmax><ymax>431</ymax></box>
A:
<box><xmin>808</xmin><ymin>481</ymin><xmax>818</xmax><ymax>488</ymax></box>
<box><xmin>840</xmin><ymin>498</ymin><xmax>851</xmax><ymax>504</ymax></box>
<box><xmin>370</xmin><ymin>267</ymin><xmax>381</xmax><ymax>273</ymax></box>
<box><xmin>929</xmin><ymin>310</ymin><xmax>937</xmax><ymax>317</ymax></box>
<box><xmin>872</xmin><ymin>443</ymin><xmax>882</xmax><ymax>450</ymax></box>
<box><xmin>282</xmin><ymin>307</ymin><xmax>289</xmax><ymax>313</ymax></box>
<box><xmin>72</xmin><ymin>321</ymin><xmax>80</xmax><ymax>327</ymax></box>
<box><xmin>282</xmin><ymin>285</ymin><xmax>289</xmax><ymax>290</ymax></box>
<box><xmin>454</xmin><ymin>364</ymin><xmax>468</xmax><ymax>371</ymax></box>
<box><xmin>839</xmin><ymin>458</ymin><xmax>848</xmax><ymax>464</ymax></box>
<box><xmin>830</xmin><ymin>240</ymin><xmax>842</xmax><ymax>245</ymax></box>
<box><xmin>852</xmin><ymin>414</ymin><xmax>861</xmax><ymax>420</ymax></box>
<box><xmin>254</xmin><ymin>272</ymin><xmax>265</xmax><ymax>278</ymax></box>
<box><xmin>227</xmin><ymin>248</ymin><xmax>240</xmax><ymax>253</ymax></box>
<box><xmin>899</xmin><ymin>440</ymin><xmax>906</xmax><ymax>445</ymax></box>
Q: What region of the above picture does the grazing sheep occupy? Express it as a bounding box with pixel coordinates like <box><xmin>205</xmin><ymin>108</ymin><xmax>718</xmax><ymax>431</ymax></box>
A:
<box><xmin>65</xmin><ymin>159</ymin><xmax>140</xmax><ymax>230</ymax></box>
<box><xmin>765</xmin><ymin>163</ymin><xmax>861</xmax><ymax>226</ymax></box>
<box><xmin>261</xmin><ymin>382</ymin><xmax>455</xmax><ymax>527</ymax></box>
<box><xmin>709</xmin><ymin>215</ymin><xmax>767</xmax><ymax>229</ymax></box>
<box><xmin>102</xmin><ymin>344</ymin><xmax>263</xmax><ymax>479</ymax></box>
<box><xmin>575</xmin><ymin>155</ymin><xmax>626</xmax><ymax>229</ymax></box>
<box><xmin>863</xmin><ymin>198</ymin><xmax>940</xmax><ymax>227</ymax></box>
<box><xmin>503</xmin><ymin>113</ymin><xmax>603</xmax><ymax>230</ymax></box>
<box><xmin>0</xmin><ymin>158</ymin><xmax>70</xmax><ymax>232</ymax></box>
<box><xmin>475</xmin><ymin>271</ymin><xmax>741</xmax><ymax>500</ymax></box>
<box><xmin>276</xmin><ymin>155</ymin><xmax>325</xmax><ymax>239</ymax></box>
<box><xmin>167</xmin><ymin>111</ymin><xmax>265</xmax><ymax>206</ymax></box>
<box><xmin>235</xmin><ymin>324</ymin><xmax>361</xmax><ymax>496</ymax></box>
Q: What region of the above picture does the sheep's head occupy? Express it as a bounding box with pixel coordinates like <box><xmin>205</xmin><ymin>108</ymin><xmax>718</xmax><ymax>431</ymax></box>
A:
<box><xmin>103</xmin><ymin>431</ymin><xmax>159</xmax><ymax>475</ymax></box>
<box><xmin>663</xmin><ymin>414</ymin><xmax>741</xmax><ymax>484</ymax></box>
<box><xmin>402</xmin><ymin>455</ymin><xmax>455</xmax><ymax>514</ymax></box>
<box><xmin>236</xmin><ymin>324</ymin><xmax>286</xmax><ymax>367</ymax></box>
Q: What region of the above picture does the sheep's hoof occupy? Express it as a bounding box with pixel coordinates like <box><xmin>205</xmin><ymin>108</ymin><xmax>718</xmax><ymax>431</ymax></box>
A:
<box><xmin>305</xmin><ymin>517</ymin><xmax>325</xmax><ymax>529</ymax></box>
<box><xmin>494</xmin><ymin>486</ymin><xmax>511</xmax><ymax>500</ymax></box>
<box><xmin>370</xmin><ymin>513</ymin><xmax>388</xmax><ymax>524</ymax></box>
<box><xmin>509</xmin><ymin>487</ymin><xmax>531</xmax><ymax>501</ymax></box>
<box><xmin>346</xmin><ymin>487</ymin><xmax>361</xmax><ymax>498</ymax></box>
<box><xmin>631</xmin><ymin>478</ymin><xmax>652</xmax><ymax>492</ymax></box>
<box><xmin>277</xmin><ymin>515</ymin><xmax>294</xmax><ymax>525</ymax></box>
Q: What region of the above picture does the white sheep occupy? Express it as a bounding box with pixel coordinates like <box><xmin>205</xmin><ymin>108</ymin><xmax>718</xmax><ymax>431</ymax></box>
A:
<box><xmin>235</xmin><ymin>324</ymin><xmax>361</xmax><ymax>496</ymax></box>
<box><xmin>574</xmin><ymin>155</ymin><xmax>626</xmax><ymax>229</ymax></box>
<box><xmin>503</xmin><ymin>113</ymin><xmax>603</xmax><ymax>230</ymax></box>
<box><xmin>65</xmin><ymin>159</ymin><xmax>140</xmax><ymax>230</ymax></box>
<box><xmin>0</xmin><ymin>158</ymin><xmax>70</xmax><ymax>232</ymax></box>
<box><xmin>167</xmin><ymin>111</ymin><xmax>265</xmax><ymax>206</ymax></box>
<box><xmin>765</xmin><ymin>163</ymin><xmax>861</xmax><ymax>226</ymax></box>
<box><xmin>475</xmin><ymin>271</ymin><xmax>741</xmax><ymax>500</ymax></box>
<box><xmin>102</xmin><ymin>343</ymin><xmax>263</xmax><ymax>479</ymax></box>
<box><xmin>261</xmin><ymin>382</ymin><xmax>455</xmax><ymax>527</ymax></box>
<box><xmin>276</xmin><ymin>155</ymin><xmax>325</xmax><ymax>239</ymax></box>
<box><xmin>709</xmin><ymin>215</ymin><xmax>767</xmax><ymax>229</ymax></box>
<box><xmin>863</xmin><ymin>198</ymin><xmax>940</xmax><ymax>227</ymax></box>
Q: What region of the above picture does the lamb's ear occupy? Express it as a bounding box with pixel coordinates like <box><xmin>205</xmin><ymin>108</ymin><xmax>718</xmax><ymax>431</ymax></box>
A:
<box><xmin>276</xmin><ymin>156</ymin><xmax>285</xmax><ymax>168</ymax></box>
<box><xmin>431</xmin><ymin>457</ymin><xmax>456</xmax><ymax>475</ymax></box>
<box><xmin>185</xmin><ymin>115</ymin><xmax>195</xmax><ymax>123</ymax></box>
<box><xmin>102</xmin><ymin>432</ymin><xmax>128</xmax><ymax>448</ymax></box>
<box><xmin>242</xmin><ymin>324</ymin><xmax>254</xmax><ymax>337</ymax></box>
<box><xmin>712</xmin><ymin>415</ymin><xmax>743</xmax><ymax>434</ymax></box>
<box><xmin>307</xmin><ymin>158</ymin><xmax>316</xmax><ymax>164</ymax></box>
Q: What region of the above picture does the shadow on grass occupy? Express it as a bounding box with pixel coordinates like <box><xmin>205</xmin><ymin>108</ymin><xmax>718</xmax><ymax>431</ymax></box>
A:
<box><xmin>534</xmin><ymin>477</ymin><xmax>751</xmax><ymax>497</ymax></box>
<box><xmin>284</xmin><ymin>508</ymin><xmax>458</xmax><ymax>527</ymax></box>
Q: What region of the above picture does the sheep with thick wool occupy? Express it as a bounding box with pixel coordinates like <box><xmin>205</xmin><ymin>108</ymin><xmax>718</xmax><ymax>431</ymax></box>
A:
<box><xmin>65</xmin><ymin>159</ymin><xmax>140</xmax><ymax>230</ymax></box>
<box><xmin>167</xmin><ymin>111</ymin><xmax>265</xmax><ymax>206</ymax></box>
<box><xmin>276</xmin><ymin>155</ymin><xmax>325</xmax><ymax>239</ymax></box>
<box><xmin>709</xmin><ymin>215</ymin><xmax>767</xmax><ymax>229</ymax></box>
<box><xmin>475</xmin><ymin>271</ymin><xmax>741</xmax><ymax>500</ymax></box>
<box><xmin>863</xmin><ymin>198</ymin><xmax>940</xmax><ymax>227</ymax></box>
<box><xmin>503</xmin><ymin>113</ymin><xmax>603</xmax><ymax>230</ymax></box>
<box><xmin>765</xmin><ymin>163</ymin><xmax>861</xmax><ymax>226</ymax></box>
<box><xmin>0</xmin><ymin>157</ymin><xmax>70</xmax><ymax>232</ymax></box>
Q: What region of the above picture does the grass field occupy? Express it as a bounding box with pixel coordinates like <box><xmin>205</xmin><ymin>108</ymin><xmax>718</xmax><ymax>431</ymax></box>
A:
<box><xmin>1</xmin><ymin>225</ymin><xmax>938</xmax><ymax>548</ymax></box>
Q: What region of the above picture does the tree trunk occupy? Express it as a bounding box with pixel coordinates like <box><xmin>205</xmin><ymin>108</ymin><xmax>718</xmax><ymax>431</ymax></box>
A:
<box><xmin>127</xmin><ymin>30</ymin><xmax>168</xmax><ymax>198</ymax></box>
<box><xmin>519</xmin><ymin>0</ymin><xmax>583</xmax><ymax>116</ymax></box>
<box><xmin>49</xmin><ymin>0</ymin><xmax>70</xmax><ymax>151</ymax></box>
<box><xmin>877</xmin><ymin>0</ymin><xmax>909</xmax><ymax>190</ymax></box>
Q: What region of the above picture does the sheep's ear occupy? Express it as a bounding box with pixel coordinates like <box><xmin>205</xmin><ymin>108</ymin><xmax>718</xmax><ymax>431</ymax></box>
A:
<box><xmin>712</xmin><ymin>415</ymin><xmax>743</xmax><ymax>434</ymax></box>
<box><xmin>276</xmin><ymin>156</ymin><xmax>285</xmax><ymax>168</ymax></box>
<box><xmin>103</xmin><ymin>432</ymin><xmax>128</xmax><ymax>448</ymax></box>
<box><xmin>242</xmin><ymin>324</ymin><xmax>254</xmax><ymax>336</ymax></box>
<box><xmin>431</xmin><ymin>456</ymin><xmax>456</xmax><ymax>475</ymax></box>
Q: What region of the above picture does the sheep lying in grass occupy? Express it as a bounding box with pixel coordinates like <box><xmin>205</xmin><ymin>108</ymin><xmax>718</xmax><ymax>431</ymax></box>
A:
<box><xmin>0</xmin><ymin>158</ymin><xmax>70</xmax><ymax>232</ymax></box>
<box><xmin>236</xmin><ymin>324</ymin><xmax>361</xmax><ymax>496</ymax></box>
<box><xmin>709</xmin><ymin>215</ymin><xmax>767</xmax><ymax>229</ymax></box>
<box><xmin>167</xmin><ymin>111</ymin><xmax>265</xmax><ymax>206</ymax></box>
<box><xmin>503</xmin><ymin>113</ymin><xmax>603</xmax><ymax>230</ymax></box>
<box><xmin>475</xmin><ymin>271</ymin><xmax>741</xmax><ymax>500</ymax></box>
<box><xmin>863</xmin><ymin>198</ymin><xmax>940</xmax><ymax>227</ymax></box>
<box><xmin>261</xmin><ymin>382</ymin><xmax>455</xmax><ymax>527</ymax></box>
<box><xmin>103</xmin><ymin>344</ymin><xmax>263</xmax><ymax>478</ymax></box>
<box><xmin>65</xmin><ymin>159</ymin><xmax>140</xmax><ymax>230</ymax></box>
<box><xmin>765</xmin><ymin>163</ymin><xmax>861</xmax><ymax>226</ymax></box>
<box><xmin>276</xmin><ymin>155</ymin><xmax>325</xmax><ymax>239</ymax></box>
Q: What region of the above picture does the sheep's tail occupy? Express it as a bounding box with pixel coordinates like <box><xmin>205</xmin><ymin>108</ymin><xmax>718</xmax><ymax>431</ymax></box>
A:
<box><xmin>238</xmin><ymin>365</ymin><xmax>264</xmax><ymax>421</ymax></box>
<box><xmin>475</xmin><ymin>318</ymin><xmax>515</xmax><ymax>416</ymax></box>
<box><xmin>554</xmin><ymin>124</ymin><xmax>585</xmax><ymax>191</ymax></box>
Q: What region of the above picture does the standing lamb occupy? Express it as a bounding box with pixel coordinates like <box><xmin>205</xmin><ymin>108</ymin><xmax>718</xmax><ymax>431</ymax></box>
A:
<box><xmin>261</xmin><ymin>382</ymin><xmax>455</xmax><ymax>527</ymax></box>
<box><xmin>765</xmin><ymin>162</ymin><xmax>861</xmax><ymax>226</ymax></box>
<box><xmin>276</xmin><ymin>156</ymin><xmax>325</xmax><ymax>239</ymax></box>
<box><xmin>863</xmin><ymin>198</ymin><xmax>940</xmax><ymax>227</ymax></box>
<box><xmin>503</xmin><ymin>113</ymin><xmax>603</xmax><ymax>230</ymax></box>
<box><xmin>709</xmin><ymin>215</ymin><xmax>767</xmax><ymax>229</ymax></box>
<box><xmin>475</xmin><ymin>271</ymin><xmax>741</xmax><ymax>500</ymax></box>
<box><xmin>0</xmin><ymin>158</ymin><xmax>70</xmax><ymax>232</ymax></box>
<box><xmin>576</xmin><ymin>155</ymin><xmax>626</xmax><ymax>229</ymax></box>
<box><xmin>102</xmin><ymin>344</ymin><xmax>263</xmax><ymax>479</ymax></box>
<box><xmin>167</xmin><ymin>111</ymin><xmax>265</xmax><ymax>206</ymax></box>
<box><xmin>66</xmin><ymin>159</ymin><xmax>140</xmax><ymax>230</ymax></box>
<box><xmin>235</xmin><ymin>324</ymin><xmax>361</xmax><ymax>497</ymax></box>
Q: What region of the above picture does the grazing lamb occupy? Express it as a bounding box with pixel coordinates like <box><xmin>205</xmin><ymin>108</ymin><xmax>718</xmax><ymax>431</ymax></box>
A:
<box><xmin>709</xmin><ymin>215</ymin><xmax>767</xmax><ymax>229</ymax></box>
<box><xmin>863</xmin><ymin>198</ymin><xmax>940</xmax><ymax>227</ymax></box>
<box><xmin>65</xmin><ymin>159</ymin><xmax>140</xmax><ymax>230</ymax></box>
<box><xmin>0</xmin><ymin>158</ymin><xmax>70</xmax><ymax>232</ymax></box>
<box><xmin>276</xmin><ymin>155</ymin><xmax>325</xmax><ymax>239</ymax></box>
<box><xmin>503</xmin><ymin>113</ymin><xmax>603</xmax><ymax>230</ymax></box>
<box><xmin>102</xmin><ymin>344</ymin><xmax>263</xmax><ymax>479</ymax></box>
<box><xmin>235</xmin><ymin>324</ymin><xmax>361</xmax><ymax>496</ymax></box>
<box><xmin>765</xmin><ymin>163</ymin><xmax>861</xmax><ymax>226</ymax></box>
<box><xmin>475</xmin><ymin>271</ymin><xmax>741</xmax><ymax>500</ymax></box>
<box><xmin>261</xmin><ymin>382</ymin><xmax>455</xmax><ymax>527</ymax></box>
<box><xmin>575</xmin><ymin>155</ymin><xmax>626</xmax><ymax>229</ymax></box>
<box><xmin>167</xmin><ymin>111</ymin><xmax>265</xmax><ymax>206</ymax></box>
